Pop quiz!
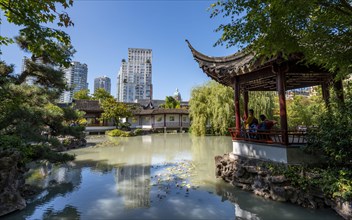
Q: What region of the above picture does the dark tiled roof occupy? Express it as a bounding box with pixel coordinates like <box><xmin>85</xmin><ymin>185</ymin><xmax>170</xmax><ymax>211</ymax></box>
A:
<box><xmin>57</xmin><ymin>103</ymin><xmax>71</xmax><ymax>108</ymax></box>
<box><xmin>73</xmin><ymin>100</ymin><xmax>189</xmax><ymax>115</ymax></box>
<box><xmin>73</xmin><ymin>100</ymin><xmax>102</xmax><ymax>112</ymax></box>
<box><xmin>135</xmin><ymin>108</ymin><xmax>188</xmax><ymax>116</ymax></box>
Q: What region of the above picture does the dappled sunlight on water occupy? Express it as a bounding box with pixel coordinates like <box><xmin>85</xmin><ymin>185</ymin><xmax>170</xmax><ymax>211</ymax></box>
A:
<box><xmin>4</xmin><ymin>134</ymin><xmax>342</xmax><ymax>219</ymax></box>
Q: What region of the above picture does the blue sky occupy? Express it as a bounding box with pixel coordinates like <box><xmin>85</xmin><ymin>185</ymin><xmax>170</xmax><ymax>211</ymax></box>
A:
<box><xmin>1</xmin><ymin>0</ymin><xmax>237</xmax><ymax>101</ymax></box>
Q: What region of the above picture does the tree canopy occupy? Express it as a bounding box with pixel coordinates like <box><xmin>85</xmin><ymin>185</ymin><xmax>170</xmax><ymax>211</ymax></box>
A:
<box><xmin>92</xmin><ymin>88</ymin><xmax>113</xmax><ymax>101</ymax></box>
<box><xmin>100</xmin><ymin>98</ymin><xmax>132</xmax><ymax>128</ymax></box>
<box><xmin>306</xmin><ymin>83</ymin><xmax>352</xmax><ymax>165</ymax></box>
<box><xmin>287</xmin><ymin>92</ymin><xmax>324</xmax><ymax>129</ymax></box>
<box><xmin>165</xmin><ymin>96</ymin><xmax>180</xmax><ymax>109</ymax></box>
<box><xmin>73</xmin><ymin>88</ymin><xmax>114</xmax><ymax>101</ymax></box>
<box><xmin>0</xmin><ymin>60</ymin><xmax>84</xmax><ymax>154</ymax></box>
<box><xmin>0</xmin><ymin>0</ymin><xmax>74</xmax><ymax>66</ymax></box>
<box><xmin>73</xmin><ymin>89</ymin><xmax>91</xmax><ymax>100</ymax></box>
<box><xmin>210</xmin><ymin>0</ymin><xmax>352</xmax><ymax>78</ymax></box>
<box><xmin>0</xmin><ymin>0</ymin><xmax>77</xmax><ymax>163</ymax></box>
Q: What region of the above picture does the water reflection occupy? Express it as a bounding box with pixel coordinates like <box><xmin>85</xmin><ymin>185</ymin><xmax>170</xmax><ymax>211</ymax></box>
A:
<box><xmin>116</xmin><ymin>164</ymin><xmax>151</xmax><ymax>209</ymax></box>
<box><xmin>4</xmin><ymin>165</ymin><xmax>82</xmax><ymax>220</ymax></box>
<box><xmin>42</xmin><ymin>205</ymin><xmax>80</xmax><ymax>220</ymax></box>
<box><xmin>4</xmin><ymin>134</ymin><xmax>342</xmax><ymax>219</ymax></box>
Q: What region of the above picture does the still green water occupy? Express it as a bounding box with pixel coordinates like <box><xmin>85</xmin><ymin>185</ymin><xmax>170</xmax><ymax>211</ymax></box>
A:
<box><xmin>5</xmin><ymin>134</ymin><xmax>341</xmax><ymax>219</ymax></box>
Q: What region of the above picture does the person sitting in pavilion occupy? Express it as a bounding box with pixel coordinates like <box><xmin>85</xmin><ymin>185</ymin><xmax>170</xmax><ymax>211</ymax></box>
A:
<box><xmin>243</xmin><ymin>109</ymin><xmax>259</xmax><ymax>138</ymax></box>
<box><xmin>244</xmin><ymin>109</ymin><xmax>258</xmax><ymax>129</ymax></box>
<box><xmin>257</xmin><ymin>114</ymin><xmax>277</xmax><ymax>140</ymax></box>
<box><xmin>258</xmin><ymin>114</ymin><xmax>277</xmax><ymax>131</ymax></box>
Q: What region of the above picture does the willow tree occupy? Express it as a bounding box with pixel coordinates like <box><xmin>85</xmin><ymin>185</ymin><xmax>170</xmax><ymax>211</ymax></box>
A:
<box><xmin>189</xmin><ymin>81</ymin><xmax>234</xmax><ymax>136</ymax></box>
<box><xmin>248</xmin><ymin>91</ymin><xmax>278</xmax><ymax>121</ymax></box>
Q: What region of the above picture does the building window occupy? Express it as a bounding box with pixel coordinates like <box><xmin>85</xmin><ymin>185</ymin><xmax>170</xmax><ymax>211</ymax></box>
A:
<box><xmin>156</xmin><ymin>116</ymin><xmax>163</xmax><ymax>122</ymax></box>
<box><xmin>132</xmin><ymin>117</ymin><xmax>137</xmax><ymax>123</ymax></box>
<box><xmin>144</xmin><ymin>117</ymin><xmax>150</xmax><ymax>123</ymax></box>
<box><xmin>169</xmin><ymin>116</ymin><xmax>175</xmax><ymax>121</ymax></box>
<box><xmin>182</xmin><ymin>116</ymin><xmax>187</xmax><ymax>122</ymax></box>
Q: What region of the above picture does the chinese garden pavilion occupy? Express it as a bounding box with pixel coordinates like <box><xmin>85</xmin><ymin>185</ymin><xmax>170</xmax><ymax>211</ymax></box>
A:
<box><xmin>186</xmin><ymin>40</ymin><xmax>343</xmax><ymax>163</ymax></box>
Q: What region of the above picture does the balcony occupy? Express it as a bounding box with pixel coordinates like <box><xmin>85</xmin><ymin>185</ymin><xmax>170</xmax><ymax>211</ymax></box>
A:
<box><xmin>228</xmin><ymin>128</ymin><xmax>312</xmax><ymax>164</ymax></box>
<box><xmin>228</xmin><ymin>128</ymin><xmax>307</xmax><ymax>146</ymax></box>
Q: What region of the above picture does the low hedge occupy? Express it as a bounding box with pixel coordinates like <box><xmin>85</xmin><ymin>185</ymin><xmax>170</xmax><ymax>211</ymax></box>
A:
<box><xmin>106</xmin><ymin>129</ymin><xmax>133</xmax><ymax>137</ymax></box>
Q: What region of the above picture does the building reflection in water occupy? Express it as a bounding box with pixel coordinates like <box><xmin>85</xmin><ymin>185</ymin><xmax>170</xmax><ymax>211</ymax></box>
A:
<box><xmin>115</xmin><ymin>165</ymin><xmax>151</xmax><ymax>209</ymax></box>
<box><xmin>112</xmin><ymin>135</ymin><xmax>153</xmax><ymax>209</ymax></box>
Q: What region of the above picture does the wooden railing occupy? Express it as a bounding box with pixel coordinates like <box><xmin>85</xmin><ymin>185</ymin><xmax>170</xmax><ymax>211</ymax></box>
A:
<box><xmin>153</xmin><ymin>122</ymin><xmax>190</xmax><ymax>128</ymax></box>
<box><xmin>164</xmin><ymin>122</ymin><xmax>185</xmax><ymax>128</ymax></box>
<box><xmin>228</xmin><ymin>128</ymin><xmax>307</xmax><ymax>146</ymax></box>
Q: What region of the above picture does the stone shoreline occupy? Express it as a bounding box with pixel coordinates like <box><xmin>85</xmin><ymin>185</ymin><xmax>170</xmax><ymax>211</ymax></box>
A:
<box><xmin>0</xmin><ymin>136</ymin><xmax>87</xmax><ymax>217</ymax></box>
<box><xmin>0</xmin><ymin>149</ymin><xmax>26</xmax><ymax>216</ymax></box>
<box><xmin>215</xmin><ymin>153</ymin><xmax>352</xmax><ymax>220</ymax></box>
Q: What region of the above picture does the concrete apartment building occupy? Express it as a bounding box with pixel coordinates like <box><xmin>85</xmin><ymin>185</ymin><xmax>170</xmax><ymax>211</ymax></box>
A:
<box><xmin>59</xmin><ymin>61</ymin><xmax>88</xmax><ymax>103</ymax></box>
<box><xmin>94</xmin><ymin>76</ymin><xmax>111</xmax><ymax>94</ymax></box>
<box><xmin>117</xmin><ymin>48</ymin><xmax>153</xmax><ymax>102</ymax></box>
<box><xmin>22</xmin><ymin>56</ymin><xmax>58</xmax><ymax>86</ymax></box>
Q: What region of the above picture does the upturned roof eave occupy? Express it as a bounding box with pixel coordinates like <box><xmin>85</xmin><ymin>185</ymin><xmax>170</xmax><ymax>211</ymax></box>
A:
<box><xmin>186</xmin><ymin>40</ymin><xmax>294</xmax><ymax>88</ymax></box>
<box><xmin>185</xmin><ymin>39</ymin><xmax>253</xmax><ymax>64</ymax></box>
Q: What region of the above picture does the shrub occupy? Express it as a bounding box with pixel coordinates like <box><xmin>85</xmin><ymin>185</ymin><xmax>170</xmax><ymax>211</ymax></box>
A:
<box><xmin>0</xmin><ymin>135</ymin><xmax>75</xmax><ymax>163</ymax></box>
<box><xmin>119</xmin><ymin>122</ymin><xmax>131</xmax><ymax>131</ymax></box>
<box><xmin>306</xmin><ymin>102</ymin><xmax>352</xmax><ymax>165</ymax></box>
<box><xmin>29</xmin><ymin>144</ymin><xmax>75</xmax><ymax>163</ymax></box>
<box><xmin>266</xmin><ymin>163</ymin><xmax>352</xmax><ymax>200</ymax></box>
<box><xmin>133</xmin><ymin>129</ymin><xmax>143</xmax><ymax>136</ymax></box>
<box><xmin>106</xmin><ymin>129</ymin><xmax>132</xmax><ymax>137</ymax></box>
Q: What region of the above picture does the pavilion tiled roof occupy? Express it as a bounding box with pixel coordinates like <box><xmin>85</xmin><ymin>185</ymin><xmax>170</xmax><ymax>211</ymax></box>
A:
<box><xmin>186</xmin><ymin>40</ymin><xmax>332</xmax><ymax>91</ymax></box>
<box><xmin>186</xmin><ymin>40</ymin><xmax>274</xmax><ymax>87</ymax></box>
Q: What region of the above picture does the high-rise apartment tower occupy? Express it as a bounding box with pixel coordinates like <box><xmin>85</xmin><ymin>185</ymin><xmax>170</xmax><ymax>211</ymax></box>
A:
<box><xmin>60</xmin><ymin>61</ymin><xmax>88</xmax><ymax>103</ymax></box>
<box><xmin>22</xmin><ymin>56</ymin><xmax>58</xmax><ymax>85</ymax></box>
<box><xmin>117</xmin><ymin>48</ymin><xmax>152</xmax><ymax>102</ymax></box>
<box><xmin>94</xmin><ymin>76</ymin><xmax>111</xmax><ymax>94</ymax></box>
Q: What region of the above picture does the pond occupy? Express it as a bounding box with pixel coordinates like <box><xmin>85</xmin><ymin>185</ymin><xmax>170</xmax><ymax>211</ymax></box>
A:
<box><xmin>4</xmin><ymin>134</ymin><xmax>342</xmax><ymax>219</ymax></box>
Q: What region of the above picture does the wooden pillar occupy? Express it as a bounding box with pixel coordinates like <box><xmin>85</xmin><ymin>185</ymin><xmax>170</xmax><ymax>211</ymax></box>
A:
<box><xmin>179</xmin><ymin>114</ymin><xmax>181</xmax><ymax>127</ymax></box>
<box><xmin>333</xmin><ymin>79</ymin><xmax>345</xmax><ymax>107</ymax></box>
<box><xmin>233</xmin><ymin>77</ymin><xmax>241</xmax><ymax>135</ymax></box>
<box><xmin>180</xmin><ymin>114</ymin><xmax>183</xmax><ymax>131</ymax></box>
<box><xmin>277</xmin><ymin>70</ymin><xmax>288</xmax><ymax>145</ymax></box>
<box><xmin>243</xmin><ymin>90</ymin><xmax>249</xmax><ymax>120</ymax></box>
<box><xmin>321</xmin><ymin>82</ymin><xmax>330</xmax><ymax>108</ymax></box>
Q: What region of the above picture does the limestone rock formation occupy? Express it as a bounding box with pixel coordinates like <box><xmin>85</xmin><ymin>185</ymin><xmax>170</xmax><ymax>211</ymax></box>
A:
<box><xmin>215</xmin><ymin>153</ymin><xmax>352</xmax><ymax>220</ymax></box>
<box><xmin>0</xmin><ymin>149</ymin><xmax>27</xmax><ymax>216</ymax></box>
